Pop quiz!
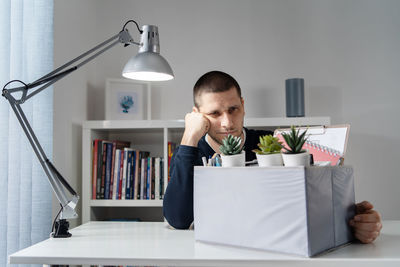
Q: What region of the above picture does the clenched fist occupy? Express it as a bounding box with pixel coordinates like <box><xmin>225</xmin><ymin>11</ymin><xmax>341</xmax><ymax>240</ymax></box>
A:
<box><xmin>180</xmin><ymin>111</ymin><xmax>210</xmax><ymax>147</ymax></box>
<box><xmin>349</xmin><ymin>201</ymin><xmax>382</xmax><ymax>243</ymax></box>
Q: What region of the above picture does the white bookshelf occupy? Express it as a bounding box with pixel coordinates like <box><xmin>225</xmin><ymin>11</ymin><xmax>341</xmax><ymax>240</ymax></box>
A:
<box><xmin>82</xmin><ymin>117</ymin><xmax>330</xmax><ymax>223</ymax></box>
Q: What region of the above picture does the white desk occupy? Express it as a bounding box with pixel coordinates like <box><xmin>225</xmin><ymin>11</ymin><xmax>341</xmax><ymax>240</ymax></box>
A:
<box><xmin>9</xmin><ymin>220</ymin><xmax>400</xmax><ymax>267</ymax></box>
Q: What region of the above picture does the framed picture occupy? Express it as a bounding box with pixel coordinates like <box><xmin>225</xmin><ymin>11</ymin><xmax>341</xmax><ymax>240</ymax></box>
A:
<box><xmin>105</xmin><ymin>78</ymin><xmax>150</xmax><ymax>120</ymax></box>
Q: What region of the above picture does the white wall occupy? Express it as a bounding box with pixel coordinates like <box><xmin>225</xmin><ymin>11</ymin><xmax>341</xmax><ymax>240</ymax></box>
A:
<box><xmin>54</xmin><ymin>0</ymin><xmax>400</xmax><ymax>225</ymax></box>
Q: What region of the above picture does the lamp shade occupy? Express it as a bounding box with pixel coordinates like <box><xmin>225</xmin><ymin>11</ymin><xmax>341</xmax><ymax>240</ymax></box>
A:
<box><xmin>122</xmin><ymin>51</ymin><xmax>174</xmax><ymax>81</ymax></box>
<box><xmin>122</xmin><ymin>25</ymin><xmax>174</xmax><ymax>81</ymax></box>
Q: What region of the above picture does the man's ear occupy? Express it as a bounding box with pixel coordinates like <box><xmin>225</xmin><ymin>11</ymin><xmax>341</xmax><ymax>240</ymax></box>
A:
<box><xmin>193</xmin><ymin>106</ymin><xmax>199</xmax><ymax>112</ymax></box>
<box><xmin>241</xmin><ymin>97</ymin><xmax>245</xmax><ymax>115</ymax></box>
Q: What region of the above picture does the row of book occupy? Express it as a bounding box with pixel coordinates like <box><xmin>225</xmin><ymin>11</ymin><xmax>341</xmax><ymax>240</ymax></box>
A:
<box><xmin>91</xmin><ymin>139</ymin><xmax>167</xmax><ymax>200</ymax></box>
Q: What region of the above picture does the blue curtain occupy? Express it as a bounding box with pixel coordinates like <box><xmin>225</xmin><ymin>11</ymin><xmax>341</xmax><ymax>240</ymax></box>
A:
<box><xmin>0</xmin><ymin>1</ymin><xmax>53</xmax><ymax>267</ymax></box>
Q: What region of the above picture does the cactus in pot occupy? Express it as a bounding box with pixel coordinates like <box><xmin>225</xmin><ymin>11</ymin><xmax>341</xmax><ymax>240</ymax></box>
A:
<box><xmin>220</xmin><ymin>134</ymin><xmax>243</xmax><ymax>155</ymax></box>
<box><xmin>252</xmin><ymin>135</ymin><xmax>283</xmax><ymax>155</ymax></box>
<box><xmin>281</xmin><ymin>125</ymin><xmax>310</xmax><ymax>166</ymax></box>
<box><xmin>219</xmin><ymin>134</ymin><xmax>245</xmax><ymax>167</ymax></box>
<box><xmin>281</xmin><ymin>125</ymin><xmax>308</xmax><ymax>154</ymax></box>
<box><xmin>252</xmin><ymin>135</ymin><xmax>283</xmax><ymax>166</ymax></box>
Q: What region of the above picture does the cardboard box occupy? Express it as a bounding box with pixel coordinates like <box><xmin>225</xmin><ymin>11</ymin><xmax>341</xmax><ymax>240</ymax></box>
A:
<box><xmin>194</xmin><ymin>166</ymin><xmax>355</xmax><ymax>257</ymax></box>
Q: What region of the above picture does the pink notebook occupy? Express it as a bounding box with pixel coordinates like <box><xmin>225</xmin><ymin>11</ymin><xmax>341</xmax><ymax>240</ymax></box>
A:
<box><xmin>274</xmin><ymin>125</ymin><xmax>350</xmax><ymax>166</ymax></box>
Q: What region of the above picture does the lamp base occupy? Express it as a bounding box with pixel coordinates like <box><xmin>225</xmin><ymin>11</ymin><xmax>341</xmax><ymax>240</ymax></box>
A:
<box><xmin>52</xmin><ymin>219</ymin><xmax>72</xmax><ymax>238</ymax></box>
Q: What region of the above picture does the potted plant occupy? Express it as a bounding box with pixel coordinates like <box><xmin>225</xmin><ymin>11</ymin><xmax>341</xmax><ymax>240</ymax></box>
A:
<box><xmin>281</xmin><ymin>125</ymin><xmax>310</xmax><ymax>166</ymax></box>
<box><xmin>252</xmin><ymin>135</ymin><xmax>283</xmax><ymax>166</ymax></box>
<box><xmin>219</xmin><ymin>134</ymin><xmax>245</xmax><ymax>167</ymax></box>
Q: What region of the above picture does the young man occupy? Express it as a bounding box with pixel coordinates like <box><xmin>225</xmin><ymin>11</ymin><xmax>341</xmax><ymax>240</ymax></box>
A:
<box><xmin>163</xmin><ymin>71</ymin><xmax>382</xmax><ymax>244</ymax></box>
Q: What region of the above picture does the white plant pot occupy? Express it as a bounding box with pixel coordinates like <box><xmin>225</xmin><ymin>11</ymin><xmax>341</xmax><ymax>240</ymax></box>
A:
<box><xmin>282</xmin><ymin>151</ymin><xmax>310</xmax><ymax>167</ymax></box>
<box><xmin>220</xmin><ymin>151</ymin><xmax>245</xmax><ymax>167</ymax></box>
<box><xmin>256</xmin><ymin>153</ymin><xmax>283</xmax><ymax>167</ymax></box>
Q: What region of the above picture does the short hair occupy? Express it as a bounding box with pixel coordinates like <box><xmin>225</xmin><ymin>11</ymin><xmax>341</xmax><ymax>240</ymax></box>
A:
<box><xmin>193</xmin><ymin>71</ymin><xmax>241</xmax><ymax>108</ymax></box>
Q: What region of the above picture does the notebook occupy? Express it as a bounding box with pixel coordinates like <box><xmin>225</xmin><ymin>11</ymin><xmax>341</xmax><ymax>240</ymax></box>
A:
<box><xmin>274</xmin><ymin>125</ymin><xmax>350</xmax><ymax>166</ymax></box>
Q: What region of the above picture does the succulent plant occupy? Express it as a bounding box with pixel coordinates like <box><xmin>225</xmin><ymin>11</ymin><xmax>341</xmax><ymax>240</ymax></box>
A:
<box><xmin>219</xmin><ymin>134</ymin><xmax>243</xmax><ymax>155</ymax></box>
<box><xmin>252</xmin><ymin>135</ymin><xmax>283</xmax><ymax>155</ymax></box>
<box><xmin>281</xmin><ymin>125</ymin><xmax>308</xmax><ymax>154</ymax></box>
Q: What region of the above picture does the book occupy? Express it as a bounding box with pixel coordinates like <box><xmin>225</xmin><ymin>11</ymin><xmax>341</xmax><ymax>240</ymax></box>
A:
<box><xmin>138</xmin><ymin>151</ymin><xmax>150</xmax><ymax>199</ymax></box>
<box><xmin>146</xmin><ymin>157</ymin><xmax>151</xmax><ymax>199</ymax></box>
<box><xmin>155</xmin><ymin>157</ymin><xmax>161</xmax><ymax>200</ymax></box>
<box><xmin>151</xmin><ymin>157</ymin><xmax>155</xmax><ymax>199</ymax></box>
<box><xmin>146</xmin><ymin>157</ymin><xmax>152</xmax><ymax>199</ymax></box>
<box><xmin>129</xmin><ymin>150</ymin><xmax>138</xmax><ymax>199</ymax></box>
<box><xmin>125</xmin><ymin>149</ymin><xmax>134</xmax><ymax>199</ymax></box>
<box><xmin>117</xmin><ymin>149</ymin><xmax>125</xmax><ymax>199</ymax></box>
<box><xmin>91</xmin><ymin>140</ymin><xmax>95</xmax><ymax>199</ymax></box>
<box><xmin>140</xmin><ymin>158</ymin><xmax>146</xmax><ymax>200</ymax></box>
<box><xmin>133</xmin><ymin>149</ymin><xmax>141</xmax><ymax>200</ymax></box>
<box><xmin>112</xmin><ymin>148</ymin><xmax>121</xmax><ymax>200</ymax></box>
<box><xmin>114</xmin><ymin>141</ymin><xmax>131</xmax><ymax>199</ymax></box>
<box><xmin>109</xmin><ymin>142</ymin><xmax>117</xmax><ymax>199</ymax></box>
<box><xmin>104</xmin><ymin>142</ymin><xmax>113</xmax><ymax>199</ymax></box>
<box><xmin>91</xmin><ymin>139</ymin><xmax>101</xmax><ymax>199</ymax></box>
<box><xmin>160</xmin><ymin>157</ymin><xmax>164</xmax><ymax>199</ymax></box>
<box><xmin>95</xmin><ymin>139</ymin><xmax>104</xmax><ymax>199</ymax></box>
<box><xmin>146</xmin><ymin>157</ymin><xmax>150</xmax><ymax>199</ymax></box>
<box><xmin>127</xmin><ymin>150</ymin><xmax>137</xmax><ymax>199</ymax></box>
<box><xmin>100</xmin><ymin>141</ymin><xmax>111</xmax><ymax>199</ymax></box>
<box><xmin>121</xmin><ymin>148</ymin><xmax>133</xmax><ymax>200</ymax></box>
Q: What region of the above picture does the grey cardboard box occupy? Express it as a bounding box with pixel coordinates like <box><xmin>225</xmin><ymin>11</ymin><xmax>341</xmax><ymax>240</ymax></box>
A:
<box><xmin>194</xmin><ymin>166</ymin><xmax>355</xmax><ymax>257</ymax></box>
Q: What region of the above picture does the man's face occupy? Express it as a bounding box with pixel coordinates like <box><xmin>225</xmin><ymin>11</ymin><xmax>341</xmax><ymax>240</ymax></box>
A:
<box><xmin>194</xmin><ymin>87</ymin><xmax>245</xmax><ymax>145</ymax></box>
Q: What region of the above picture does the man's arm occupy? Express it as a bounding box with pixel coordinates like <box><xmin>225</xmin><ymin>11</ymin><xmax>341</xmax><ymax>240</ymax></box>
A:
<box><xmin>163</xmin><ymin>145</ymin><xmax>202</xmax><ymax>229</ymax></box>
<box><xmin>349</xmin><ymin>201</ymin><xmax>382</xmax><ymax>243</ymax></box>
<box><xmin>163</xmin><ymin>111</ymin><xmax>210</xmax><ymax>229</ymax></box>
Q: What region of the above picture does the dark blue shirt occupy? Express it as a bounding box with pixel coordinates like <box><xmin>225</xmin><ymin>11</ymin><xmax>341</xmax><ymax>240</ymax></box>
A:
<box><xmin>163</xmin><ymin>127</ymin><xmax>273</xmax><ymax>229</ymax></box>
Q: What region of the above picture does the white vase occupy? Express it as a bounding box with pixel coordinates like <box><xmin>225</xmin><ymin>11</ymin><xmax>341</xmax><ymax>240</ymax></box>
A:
<box><xmin>256</xmin><ymin>153</ymin><xmax>283</xmax><ymax>167</ymax></box>
<box><xmin>220</xmin><ymin>151</ymin><xmax>245</xmax><ymax>167</ymax></box>
<box><xmin>282</xmin><ymin>151</ymin><xmax>310</xmax><ymax>167</ymax></box>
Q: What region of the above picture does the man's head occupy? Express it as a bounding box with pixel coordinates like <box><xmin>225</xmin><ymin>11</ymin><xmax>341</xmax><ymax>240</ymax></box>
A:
<box><xmin>193</xmin><ymin>71</ymin><xmax>241</xmax><ymax>108</ymax></box>
<box><xmin>193</xmin><ymin>71</ymin><xmax>245</xmax><ymax>145</ymax></box>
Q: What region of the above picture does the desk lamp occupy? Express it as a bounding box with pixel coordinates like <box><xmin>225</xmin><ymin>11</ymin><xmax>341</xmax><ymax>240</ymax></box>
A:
<box><xmin>1</xmin><ymin>20</ymin><xmax>174</xmax><ymax>238</ymax></box>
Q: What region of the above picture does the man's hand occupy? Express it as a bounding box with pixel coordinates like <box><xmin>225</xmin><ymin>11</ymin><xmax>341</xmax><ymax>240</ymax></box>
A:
<box><xmin>349</xmin><ymin>201</ymin><xmax>382</xmax><ymax>243</ymax></box>
<box><xmin>180</xmin><ymin>111</ymin><xmax>210</xmax><ymax>147</ymax></box>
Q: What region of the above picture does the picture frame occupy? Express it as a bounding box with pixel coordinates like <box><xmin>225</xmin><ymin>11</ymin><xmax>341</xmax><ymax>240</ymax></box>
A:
<box><xmin>105</xmin><ymin>78</ymin><xmax>151</xmax><ymax>120</ymax></box>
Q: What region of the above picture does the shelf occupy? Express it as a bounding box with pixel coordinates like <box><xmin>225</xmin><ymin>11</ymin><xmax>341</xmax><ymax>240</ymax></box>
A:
<box><xmin>90</xmin><ymin>199</ymin><xmax>163</xmax><ymax>207</ymax></box>
<box><xmin>83</xmin><ymin>119</ymin><xmax>185</xmax><ymax>130</ymax></box>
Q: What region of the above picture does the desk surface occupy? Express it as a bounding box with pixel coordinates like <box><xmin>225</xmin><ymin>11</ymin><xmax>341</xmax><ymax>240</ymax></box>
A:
<box><xmin>9</xmin><ymin>220</ymin><xmax>400</xmax><ymax>267</ymax></box>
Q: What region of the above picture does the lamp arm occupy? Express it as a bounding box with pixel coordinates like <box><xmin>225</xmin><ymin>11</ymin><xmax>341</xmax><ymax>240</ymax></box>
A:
<box><xmin>1</xmin><ymin>22</ymin><xmax>141</xmax><ymax>237</ymax></box>
<box><xmin>4</xmin><ymin>91</ymin><xmax>79</xmax><ymax>218</ymax></box>
<box><xmin>4</xmin><ymin>29</ymin><xmax>138</xmax><ymax>104</ymax></box>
